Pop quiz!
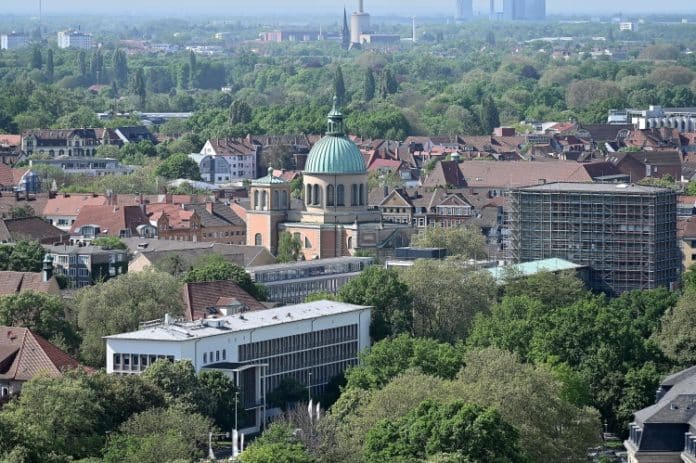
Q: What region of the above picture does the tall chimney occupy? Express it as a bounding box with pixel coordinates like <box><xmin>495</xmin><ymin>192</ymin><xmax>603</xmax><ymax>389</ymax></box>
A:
<box><xmin>42</xmin><ymin>254</ymin><xmax>53</xmax><ymax>282</ymax></box>
<box><xmin>359</xmin><ymin>0</ymin><xmax>364</xmax><ymax>13</ymax></box>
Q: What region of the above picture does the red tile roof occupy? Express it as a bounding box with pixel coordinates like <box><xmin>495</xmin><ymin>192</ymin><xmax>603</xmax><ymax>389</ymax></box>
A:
<box><xmin>0</xmin><ymin>272</ymin><xmax>61</xmax><ymax>296</ymax></box>
<box><xmin>457</xmin><ymin>160</ymin><xmax>595</xmax><ymax>189</ymax></box>
<box><xmin>181</xmin><ymin>279</ymin><xmax>266</xmax><ymax>321</ymax></box>
<box><xmin>0</xmin><ymin>326</ymin><xmax>80</xmax><ymax>382</ymax></box>
<box><xmin>43</xmin><ymin>194</ymin><xmax>107</xmax><ymax>217</ymax></box>
<box><xmin>70</xmin><ymin>204</ymin><xmax>149</xmax><ymax>237</ymax></box>
<box><xmin>0</xmin><ymin>135</ymin><xmax>21</xmax><ymax>146</ymax></box>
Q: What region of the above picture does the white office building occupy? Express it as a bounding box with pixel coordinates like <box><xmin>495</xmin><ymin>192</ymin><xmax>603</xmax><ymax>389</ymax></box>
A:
<box><xmin>1</xmin><ymin>32</ymin><xmax>29</xmax><ymax>50</ymax></box>
<box><xmin>105</xmin><ymin>300</ymin><xmax>372</xmax><ymax>433</ymax></box>
<box><xmin>57</xmin><ymin>30</ymin><xmax>93</xmax><ymax>49</ymax></box>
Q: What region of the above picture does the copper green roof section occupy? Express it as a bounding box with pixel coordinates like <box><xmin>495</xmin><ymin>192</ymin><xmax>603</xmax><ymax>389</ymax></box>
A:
<box><xmin>252</xmin><ymin>167</ymin><xmax>286</xmax><ymax>185</ymax></box>
<box><xmin>304</xmin><ymin>97</ymin><xmax>366</xmax><ymax>175</ymax></box>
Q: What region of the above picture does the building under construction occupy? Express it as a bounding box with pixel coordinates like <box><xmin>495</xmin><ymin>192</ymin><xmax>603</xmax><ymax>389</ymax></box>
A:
<box><xmin>510</xmin><ymin>182</ymin><xmax>679</xmax><ymax>295</ymax></box>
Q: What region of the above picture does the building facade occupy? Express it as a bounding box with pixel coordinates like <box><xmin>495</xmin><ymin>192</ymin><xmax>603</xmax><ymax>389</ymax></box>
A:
<box><xmin>44</xmin><ymin>244</ymin><xmax>128</xmax><ymax>288</ymax></box>
<box><xmin>510</xmin><ymin>183</ymin><xmax>680</xmax><ymax>295</ymax></box>
<box><xmin>57</xmin><ymin>30</ymin><xmax>93</xmax><ymax>49</ymax></box>
<box><xmin>196</xmin><ymin>138</ymin><xmax>259</xmax><ymax>183</ymax></box>
<box><xmin>30</xmin><ymin>157</ymin><xmax>135</xmax><ymax>176</ymax></box>
<box><xmin>625</xmin><ymin>366</ymin><xmax>696</xmax><ymax>463</ymax></box>
<box><xmin>246</xmin><ymin>257</ymin><xmax>374</xmax><ymax>305</ymax></box>
<box><xmin>105</xmin><ymin>300</ymin><xmax>372</xmax><ymax>433</ymax></box>
<box><xmin>245</xmin><ymin>100</ymin><xmax>411</xmax><ymax>259</ymax></box>
<box><xmin>1</xmin><ymin>32</ymin><xmax>28</xmax><ymax>50</ymax></box>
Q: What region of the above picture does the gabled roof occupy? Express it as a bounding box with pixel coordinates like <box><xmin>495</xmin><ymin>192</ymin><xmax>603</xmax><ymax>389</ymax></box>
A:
<box><xmin>184</xmin><ymin>203</ymin><xmax>244</xmax><ymax>227</ymax></box>
<box><xmin>43</xmin><ymin>194</ymin><xmax>107</xmax><ymax>217</ymax></box>
<box><xmin>608</xmin><ymin>150</ymin><xmax>682</xmax><ymax>167</ymax></box>
<box><xmin>423</xmin><ymin>160</ymin><xmax>465</xmax><ymax>188</ymax></box>
<box><xmin>0</xmin><ymin>217</ymin><xmax>67</xmax><ymax>244</ymax></box>
<box><xmin>457</xmin><ymin>160</ymin><xmax>595</xmax><ymax>189</ymax></box>
<box><xmin>70</xmin><ymin>205</ymin><xmax>149</xmax><ymax>236</ymax></box>
<box><xmin>205</xmin><ymin>138</ymin><xmax>257</xmax><ymax>156</ymax></box>
<box><xmin>0</xmin><ymin>272</ymin><xmax>60</xmax><ymax>296</ymax></box>
<box><xmin>182</xmin><ymin>279</ymin><xmax>266</xmax><ymax>321</ymax></box>
<box><xmin>0</xmin><ymin>326</ymin><xmax>80</xmax><ymax>381</ymax></box>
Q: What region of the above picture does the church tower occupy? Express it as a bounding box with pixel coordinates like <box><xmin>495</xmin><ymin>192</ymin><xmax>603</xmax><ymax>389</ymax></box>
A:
<box><xmin>246</xmin><ymin>168</ymin><xmax>291</xmax><ymax>255</ymax></box>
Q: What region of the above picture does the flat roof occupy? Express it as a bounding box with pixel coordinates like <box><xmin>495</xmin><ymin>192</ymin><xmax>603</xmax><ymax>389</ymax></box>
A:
<box><xmin>247</xmin><ymin>257</ymin><xmax>373</xmax><ymax>273</ymax></box>
<box><xmin>105</xmin><ymin>300</ymin><xmax>370</xmax><ymax>342</ymax></box>
<box><xmin>515</xmin><ymin>182</ymin><xmax>674</xmax><ymax>194</ymax></box>
<box><xmin>487</xmin><ymin>258</ymin><xmax>584</xmax><ymax>282</ymax></box>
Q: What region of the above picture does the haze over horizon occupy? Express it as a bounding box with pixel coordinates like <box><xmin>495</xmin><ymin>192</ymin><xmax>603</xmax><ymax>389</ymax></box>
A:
<box><xmin>3</xmin><ymin>0</ymin><xmax>696</xmax><ymax>17</ymax></box>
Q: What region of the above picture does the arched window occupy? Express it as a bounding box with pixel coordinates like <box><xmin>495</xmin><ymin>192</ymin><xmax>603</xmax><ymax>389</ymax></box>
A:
<box><xmin>347</xmin><ymin>236</ymin><xmax>353</xmax><ymax>249</ymax></box>
<box><xmin>313</xmin><ymin>184</ymin><xmax>321</xmax><ymax>206</ymax></box>
<box><xmin>272</xmin><ymin>190</ymin><xmax>279</xmax><ymax>210</ymax></box>
<box><xmin>261</xmin><ymin>191</ymin><xmax>268</xmax><ymax>210</ymax></box>
<box><xmin>337</xmin><ymin>185</ymin><xmax>345</xmax><ymax>206</ymax></box>
<box><xmin>304</xmin><ymin>237</ymin><xmax>312</xmax><ymax>249</ymax></box>
<box><xmin>359</xmin><ymin>184</ymin><xmax>365</xmax><ymax>205</ymax></box>
<box><xmin>254</xmin><ymin>190</ymin><xmax>260</xmax><ymax>210</ymax></box>
<box><xmin>255</xmin><ymin>233</ymin><xmax>262</xmax><ymax>246</ymax></box>
<box><xmin>306</xmin><ymin>184</ymin><xmax>312</xmax><ymax>205</ymax></box>
<box><xmin>351</xmin><ymin>184</ymin><xmax>358</xmax><ymax>206</ymax></box>
<box><xmin>280</xmin><ymin>190</ymin><xmax>288</xmax><ymax>209</ymax></box>
<box><xmin>327</xmin><ymin>184</ymin><xmax>335</xmax><ymax>206</ymax></box>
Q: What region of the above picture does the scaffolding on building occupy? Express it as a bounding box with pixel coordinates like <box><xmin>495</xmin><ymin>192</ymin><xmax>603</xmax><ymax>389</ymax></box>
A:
<box><xmin>509</xmin><ymin>182</ymin><xmax>679</xmax><ymax>295</ymax></box>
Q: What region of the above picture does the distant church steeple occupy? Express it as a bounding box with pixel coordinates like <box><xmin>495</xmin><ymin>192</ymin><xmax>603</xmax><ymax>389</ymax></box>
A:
<box><xmin>341</xmin><ymin>7</ymin><xmax>350</xmax><ymax>50</ymax></box>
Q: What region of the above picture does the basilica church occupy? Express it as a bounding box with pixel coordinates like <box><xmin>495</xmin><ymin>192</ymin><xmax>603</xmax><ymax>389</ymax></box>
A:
<box><xmin>245</xmin><ymin>100</ymin><xmax>411</xmax><ymax>260</ymax></box>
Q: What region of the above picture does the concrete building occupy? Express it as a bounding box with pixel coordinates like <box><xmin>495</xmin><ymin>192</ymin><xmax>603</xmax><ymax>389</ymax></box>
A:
<box><xmin>503</xmin><ymin>0</ymin><xmax>545</xmax><ymax>20</ymax></box>
<box><xmin>1</xmin><ymin>32</ymin><xmax>29</xmax><ymax>50</ymax></box>
<box><xmin>105</xmin><ymin>300</ymin><xmax>372</xmax><ymax>433</ymax></box>
<box><xmin>620</xmin><ymin>22</ymin><xmax>636</xmax><ymax>31</ymax></box>
<box><xmin>510</xmin><ymin>182</ymin><xmax>680</xmax><ymax>295</ymax></box>
<box><xmin>30</xmin><ymin>157</ymin><xmax>136</xmax><ymax>177</ymax></box>
<box><xmin>625</xmin><ymin>365</ymin><xmax>696</xmax><ymax>463</ymax></box>
<box><xmin>455</xmin><ymin>0</ymin><xmax>473</xmax><ymax>20</ymax></box>
<box><xmin>625</xmin><ymin>106</ymin><xmax>696</xmax><ymax>133</ymax></box>
<box><xmin>350</xmin><ymin>0</ymin><xmax>370</xmax><ymax>47</ymax></box>
<box><xmin>44</xmin><ymin>244</ymin><xmax>128</xmax><ymax>288</ymax></box>
<box><xmin>57</xmin><ymin>30</ymin><xmax>93</xmax><ymax>49</ymax></box>
<box><xmin>195</xmin><ymin>139</ymin><xmax>259</xmax><ymax>183</ymax></box>
<box><xmin>246</xmin><ymin>257</ymin><xmax>374</xmax><ymax>305</ymax></box>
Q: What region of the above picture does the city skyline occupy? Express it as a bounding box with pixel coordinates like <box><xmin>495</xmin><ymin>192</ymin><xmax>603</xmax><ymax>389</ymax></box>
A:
<box><xmin>2</xmin><ymin>0</ymin><xmax>695</xmax><ymax>17</ymax></box>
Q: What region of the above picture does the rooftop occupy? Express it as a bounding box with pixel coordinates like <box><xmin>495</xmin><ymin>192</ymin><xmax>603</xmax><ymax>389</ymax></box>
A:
<box><xmin>247</xmin><ymin>256</ymin><xmax>373</xmax><ymax>273</ymax></box>
<box><xmin>105</xmin><ymin>300</ymin><xmax>370</xmax><ymax>341</ymax></box>
<box><xmin>487</xmin><ymin>258</ymin><xmax>584</xmax><ymax>282</ymax></box>
<box><xmin>515</xmin><ymin>182</ymin><xmax>675</xmax><ymax>194</ymax></box>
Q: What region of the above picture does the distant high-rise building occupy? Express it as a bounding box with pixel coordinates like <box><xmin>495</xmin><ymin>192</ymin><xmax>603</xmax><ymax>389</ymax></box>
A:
<box><xmin>57</xmin><ymin>30</ymin><xmax>93</xmax><ymax>49</ymax></box>
<box><xmin>503</xmin><ymin>0</ymin><xmax>545</xmax><ymax>20</ymax></box>
<box><xmin>350</xmin><ymin>0</ymin><xmax>370</xmax><ymax>47</ymax></box>
<box><xmin>1</xmin><ymin>32</ymin><xmax>29</xmax><ymax>50</ymax></box>
<box><xmin>455</xmin><ymin>0</ymin><xmax>473</xmax><ymax>20</ymax></box>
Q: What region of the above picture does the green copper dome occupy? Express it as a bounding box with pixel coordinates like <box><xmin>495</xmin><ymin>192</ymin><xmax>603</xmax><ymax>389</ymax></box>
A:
<box><xmin>304</xmin><ymin>98</ymin><xmax>366</xmax><ymax>175</ymax></box>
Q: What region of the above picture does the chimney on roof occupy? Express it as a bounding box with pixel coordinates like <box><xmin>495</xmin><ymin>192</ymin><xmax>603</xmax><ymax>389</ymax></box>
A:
<box><xmin>42</xmin><ymin>254</ymin><xmax>53</xmax><ymax>282</ymax></box>
<box><xmin>205</xmin><ymin>200</ymin><xmax>214</xmax><ymax>215</ymax></box>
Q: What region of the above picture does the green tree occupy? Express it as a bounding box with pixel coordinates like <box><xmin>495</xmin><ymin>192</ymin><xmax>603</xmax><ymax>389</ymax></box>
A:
<box><xmin>363</xmin><ymin>68</ymin><xmax>376</xmax><ymax>101</ymax></box>
<box><xmin>78</xmin><ymin>50</ymin><xmax>88</xmax><ymax>76</ymax></box>
<box><xmin>401</xmin><ymin>260</ymin><xmax>496</xmax><ymax>342</ymax></box>
<box><xmin>75</xmin><ymin>270</ymin><xmax>183</xmax><ymax>366</ymax></box>
<box><xmin>0</xmin><ymin>374</ymin><xmax>105</xmax><ymax>461</ymax></box>
<box><xmin>91</xmin><ymin>236</ymin><xmax>127</xmax><ymax>250</ymax></box>
<box><xmin>658</xmin><ymin>288</ymin><xmax>696</xmax><ymax>367</ymax></box>
<box><xmin>501</xmin><ymin>270</ymin><xmax>588</xmax><ymax>311</ymax></box>
<box><xmin>154</xmin><ymin>153</ymin><xmax>202</xmax><ymax>180</ymax></box>
<box><xmin>338</xmin><ymin>266</ymin><xmax>413</xmax><ymax>340</ymax></box>
<box><xmin>30</xmin><ymin>46</ymin><xmax>42</xmax><ymax>70</ymax></box>
<box><xmin>379</xmin><ymin>69</ymin><xmax>398</xmax><ymax>98</ymax></box>
<box><xmin>410</xmin><ymin>225</ymin><xmax>487</xmax><ymax>259</ymax></box>
<box><xmin>479</xmin><ymin>95</ymin><xmax>500</xmax><ymax>135</ymax></box>
<box><xmin>334</xmin><ymin>65</ymin><xmax>346</xmax><ymax>106</ymax></box>
<box><xmin>364</xmin><ymin>399</ymin><xmax>528</xmax><ymax>463</ymax></box>
<box><xmin>104</xmin><ymin>404</ymin><xmax>213</xmax><ymax>463</ymax></box>
<box><xmin>184</xmin><ymin>255</ymin><xmax>263</xmax><ymax>299</ymax></box>
<box><xmin>276</xmin><ymin>231</ymin><xmax>302</xmax><ymax>263</ymax></box>
<box><xmin>0</xmin><ymin>240</ymin><xmax>45</xmax><ymax>272</ymax></box>
<box><xmin>113</xmin><ymin>48</ymin><xmax>129</xmax><ymax>86</ymax></box>
<box><xmin>8</xmin><ymin>204</ymin><xmax>34</xmax><ymax>219</ymax></box>
<box><xmin>345</xmin><ymin>334</ymin><xmax>465</xmax><ymax>390</ymax></box>
<box><xmin>240</xmin><ymin>423</ymin><xmax>313</xmax><ymax>463</ymax></box>
<box><xmin>132</xmin><ymin>68</ymin><xmax>147</xmax><ymax>108</ymax></box>
<box><xmin>0</xmin><ymin>292</ymin><xmax>80</xmax><ymax>352</ymax></box>
<box><xmin>267</xmin><ymin>377</ymin><xmax>308</xmax><ymax>410</ymax></box>
<box><xmin>229</xmin><ymin>99</ymin><xmax>253</xmax><ymax>125</ymax></box>
<box><xmin>46</xmin><ymin>49</ymin><xmax>54</xmax><ymax>82</ymax></box>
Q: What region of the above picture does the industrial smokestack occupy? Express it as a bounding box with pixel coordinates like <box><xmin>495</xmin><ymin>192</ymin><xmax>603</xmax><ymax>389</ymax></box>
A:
<box><xmin>490</xmin><ymin>0</ymin><xmax>495</xmax><ymax>16</ymax></box>
<box><xmin>359</xmin><ymin>0</ymin><xmax>364</xmax><ymax>13</ymax></box>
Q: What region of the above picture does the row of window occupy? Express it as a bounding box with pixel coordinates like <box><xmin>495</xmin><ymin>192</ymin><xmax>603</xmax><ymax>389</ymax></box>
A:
<box><xmin>264</xmin><ymin>358</ymin><xmax>358</xmax><ymax>395</ymax></box>
<box><xmin>262</xmin><ymin>342</ymin><xmax>358</xmax><ymax>375</ymax></box>
<box><xmin>112</xmin><ymin>353</ymin><xmax>175</xmax><ymax>372</ymax></box>
<box><xmin>305</xmin><ymin>183</ymin><xmax>366</xmax><ymax>208</ymax></box>
<box><xmin>202</xmin><ymin>349</ymin><xmax>227</xmax><ymax>364</ymax></box>
<box><xmin>203</xmin><ymin>230</ymin><xmax>245</xmax><ymax>238</ymax></box>
<box><xmin>238</xmin><ymin>325</ymin><xmax>359</xmax><ymax>362</ymax></box>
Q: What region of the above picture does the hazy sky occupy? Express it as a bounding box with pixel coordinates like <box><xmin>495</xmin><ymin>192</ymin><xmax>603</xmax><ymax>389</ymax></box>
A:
<box><xmin>4</xmin><ymin>0</ymin><xmax>695</xmax><ymax>16</ymax></box>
